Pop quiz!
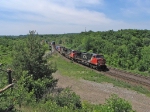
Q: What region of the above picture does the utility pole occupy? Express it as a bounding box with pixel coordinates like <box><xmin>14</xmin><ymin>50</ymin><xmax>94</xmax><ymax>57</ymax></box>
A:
<box><xmin>7</xmin><ymin>69</ymin><xmax>12</xmax><ymax>84</ymax></box>
<box><xmin>0</xmin><ymin>65</ymin><xmax>14</xmax><ymax>93</ymax></box>
<box><xmin>85</xmin><ymin>27</ymin><xmax>86</xmax><ymax>32</ymax></box>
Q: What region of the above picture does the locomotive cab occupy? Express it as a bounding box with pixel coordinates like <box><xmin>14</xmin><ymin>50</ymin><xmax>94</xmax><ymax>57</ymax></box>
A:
<box><xmin>90</xmin><ymin>54</ymin><xmax>106</xmax><ymax>70</ymax></box>
<box><xmin>90</xmin><ymin>54</ymin><xmax>105</xmax><ymax>64</ymax></box>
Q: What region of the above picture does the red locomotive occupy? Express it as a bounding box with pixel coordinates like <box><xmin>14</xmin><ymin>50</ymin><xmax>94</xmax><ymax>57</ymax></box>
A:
<box><xmin>74</xmin><ymin>52</ymin><xmax>107</xmax><ymax>71</ymax></box>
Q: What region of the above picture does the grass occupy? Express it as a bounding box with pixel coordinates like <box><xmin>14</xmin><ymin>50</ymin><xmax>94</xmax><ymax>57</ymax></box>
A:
<box><xmin>49</xmin><ymin>54</ymin><xmax>150</xmax><ymax>97</ymax></box>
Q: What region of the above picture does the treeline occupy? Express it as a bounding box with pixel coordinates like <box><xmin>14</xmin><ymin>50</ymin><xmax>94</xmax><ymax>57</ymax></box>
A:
<box><xmin>45</xmin><ymin>29</ymin><xmax>150</xmax><ymax>76</ymax></box>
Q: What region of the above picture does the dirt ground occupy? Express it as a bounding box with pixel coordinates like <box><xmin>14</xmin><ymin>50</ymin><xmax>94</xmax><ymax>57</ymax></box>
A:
<box><xmin>53</xmin><ymin>71</ymin><xmax>150</xmax><ymax>112</ymax></box>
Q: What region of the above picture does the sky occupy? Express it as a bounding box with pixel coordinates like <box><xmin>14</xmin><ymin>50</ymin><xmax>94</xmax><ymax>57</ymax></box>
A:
<box><xmin>0</xmin><ymin>0</ymin><xmax>150</xmax><ymax>35</ymax></box>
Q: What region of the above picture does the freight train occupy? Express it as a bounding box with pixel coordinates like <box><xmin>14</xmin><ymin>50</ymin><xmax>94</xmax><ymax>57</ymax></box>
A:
<box><xmin>55</xmin><ymin>45</ymin><xmax>108</xmax><ymax>71</ymax></box>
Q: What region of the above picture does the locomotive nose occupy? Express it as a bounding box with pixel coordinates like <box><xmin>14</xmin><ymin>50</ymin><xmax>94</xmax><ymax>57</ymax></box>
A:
<box><xmin>98</xmin><ymin>58</ymin><xmax>106</xmax><ymax>65</ymax></box>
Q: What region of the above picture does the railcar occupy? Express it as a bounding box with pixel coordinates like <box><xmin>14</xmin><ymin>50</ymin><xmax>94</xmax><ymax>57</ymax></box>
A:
<box><xmin>51</xmin><ymin>41</ymin><xmax>55</xmax><ymax>46</ymax></box>
<box><xmin>56</xmin><ymin>46</ymin><xmax>61</xmax><ymax>52</ymax></box>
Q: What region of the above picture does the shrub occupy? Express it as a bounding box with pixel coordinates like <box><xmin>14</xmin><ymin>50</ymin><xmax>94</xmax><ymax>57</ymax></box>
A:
<box><xmin>101</xmin><ymin>94</ymin><xmax>135</xmax><ymax>112</ymax></box>
<box><xmin>50</xmin><ymin>87</ymin><xmax>82</xmax><ymax>109</ymax></box>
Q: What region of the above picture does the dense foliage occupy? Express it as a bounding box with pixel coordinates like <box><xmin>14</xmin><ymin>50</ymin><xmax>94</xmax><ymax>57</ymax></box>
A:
<box><xmin>0</xmin><ymin>36</ymin><xmax>15</xmax><ymax>65</ymax></box>
<box><xmin>101</xmin><ymin>94</ymin><xmax>134</xmax><ymax>112</ymax></box>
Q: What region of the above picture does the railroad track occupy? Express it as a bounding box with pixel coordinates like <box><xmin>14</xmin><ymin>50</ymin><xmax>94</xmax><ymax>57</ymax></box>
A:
<box><xmin>52</xmin><ymin>45</ymin><xmax>150</xmax><ymax>90</ymax></box>
<box><xmin>104</xmin><ymin>67</ymin><xmax>150</xmax><ymax>89</ymax></box>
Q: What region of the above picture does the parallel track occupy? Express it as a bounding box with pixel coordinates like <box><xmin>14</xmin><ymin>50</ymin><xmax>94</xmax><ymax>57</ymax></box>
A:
<box><xmin>104</xmin><ymin>67</ymin><xmax>150</xmax><ymax>89</ymax></box>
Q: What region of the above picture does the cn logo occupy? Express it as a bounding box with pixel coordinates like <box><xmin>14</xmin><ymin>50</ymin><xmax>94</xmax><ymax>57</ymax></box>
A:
<box><xmin>83</xmin><ymin>55</ymin><xmax>87</xmax><ymax>59</ymax></box>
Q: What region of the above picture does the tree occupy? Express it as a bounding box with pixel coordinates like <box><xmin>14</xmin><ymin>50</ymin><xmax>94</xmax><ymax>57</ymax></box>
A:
<box><xmin>12</xmin><ymin>31</ymin><xmax>57</xmax><ymax>100</ymax></box>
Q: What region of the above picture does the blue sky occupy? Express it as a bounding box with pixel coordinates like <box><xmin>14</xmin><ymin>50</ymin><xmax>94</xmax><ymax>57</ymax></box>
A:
<box><xmin>0</xmin><ymin>0</ymin><xmax>150</xmax><ymax>35</ymax></box>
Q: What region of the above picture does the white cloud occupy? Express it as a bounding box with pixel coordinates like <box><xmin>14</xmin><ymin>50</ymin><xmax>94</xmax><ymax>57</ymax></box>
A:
<box><xmin>0</xmin><ymin>0</ymin><xmax>104</xmax><ymax>23</ymax></box>
<box><xmin>0</xmin><ymin>0</ymin><xmax>149</xmax><ymax>35</ymax></box>
<box><xmin>0</xmin><ymin>0</ymin><xmax>110</xmax><ymax>34</ymax></box>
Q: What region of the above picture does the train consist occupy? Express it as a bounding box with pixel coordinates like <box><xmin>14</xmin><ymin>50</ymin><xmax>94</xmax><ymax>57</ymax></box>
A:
<box><xmin>55</xmin><ymin>45</ymin><xmax>108</xmax><ymax>71</ymax></box>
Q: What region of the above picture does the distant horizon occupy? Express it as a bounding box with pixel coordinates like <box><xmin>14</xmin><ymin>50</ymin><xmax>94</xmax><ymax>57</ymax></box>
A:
<box><xmin>0</xmin><ymin>28</ymin><xmax>150</xmax><ymax>36</ymax></box>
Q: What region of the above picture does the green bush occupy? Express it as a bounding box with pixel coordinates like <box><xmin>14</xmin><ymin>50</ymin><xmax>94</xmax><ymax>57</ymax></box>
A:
<box><xmin>101</xmin><ymin>94</ymin><xmax>135</xmax><ymax>112</ymax></box>
<box><xmin>49</xmin><ymin>87</ymin><xmax>82</xmax><ymax>109</ymax></box>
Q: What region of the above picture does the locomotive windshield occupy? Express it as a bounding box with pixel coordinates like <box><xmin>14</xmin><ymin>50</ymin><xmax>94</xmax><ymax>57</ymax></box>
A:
<box><xmin>96</xmin><ymin>55</ymin><xmax>104</xmax><ymax>58</ymax></box>
<box><xmin>72</xmin><ymin>51</ymin><xmax>76</xmax><ymax>53</ymax></box>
